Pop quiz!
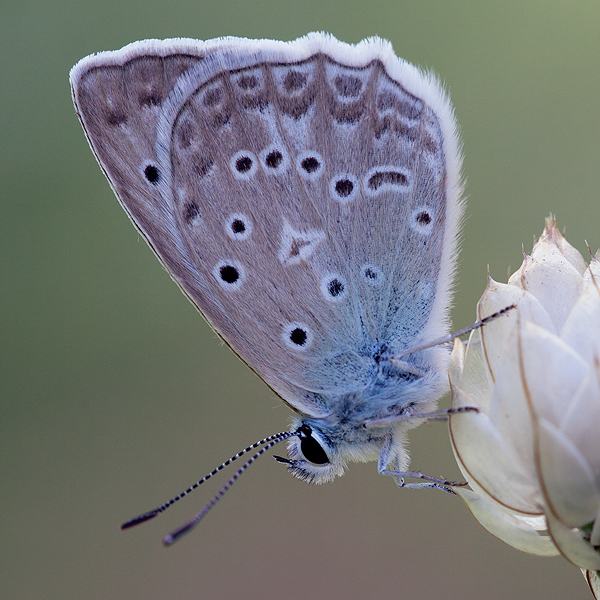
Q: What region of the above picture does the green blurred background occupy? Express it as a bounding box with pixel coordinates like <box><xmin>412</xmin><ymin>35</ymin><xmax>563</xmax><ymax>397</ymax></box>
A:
<box><xmin>2</xmin><ymin>1</ymin><xmax>599</xmax><ymax>598</ymax></box>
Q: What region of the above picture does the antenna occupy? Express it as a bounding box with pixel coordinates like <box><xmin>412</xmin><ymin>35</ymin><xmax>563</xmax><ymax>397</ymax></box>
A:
<box><xmin>121</xmin><ymin>429</ymin><xmax>298</xmax><ymax>545</ymax></box>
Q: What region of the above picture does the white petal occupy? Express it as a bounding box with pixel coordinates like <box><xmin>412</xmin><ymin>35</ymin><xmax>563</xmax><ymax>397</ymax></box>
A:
<box><xmin>454</xmin><ymin>488</ymin><xmax>559</xmax><ymax>556</ymax></box>
<box><xmin>477</xmin><ymin>277</ymin><xmax>554</xmax><ymax>383</ymax></box>
<box><xmin>546</xmin><ymin>510</ymin><xmax>600</xmax><ymax>570</ymax></box>
<box><xmin>583</xmin><ymin>569</ymin><xmax>600</xmax><ymax>600</ymax></box>
<box><xmin>450</xmin><ymin>417</ymin><xmax>503</xmax><ymax>501</ymax></box>
<box><xmin>519</xmin><ymin>320</ymin><xmax>590</xmax><ymax>425</ymax></box>
<box><xmin>448</xmin><ymin>337</ymin><xmax>466</xmax><ymax>388</ymax></box>
<box><xmin>584</xmin><ymin>258</ymin><xmax>600</xmax><ymax>290</ymax></box>
<box><xmin>461</xmin><ymin>330</ymin><xmax>492</xmax><ymax>411</ymax></box>
<box><xmin>518</xmin><ymin>249</ymin><xmax>584</xmax><ymax>333</ymax></box>
<box><xmin>449</xmin><ymin>385</ymin><xmax>541</xmax><ymax>513</ymax></box>
<box><xmin>536</xmin><ymin>219</ymin><xmax>588</xmax><ymax>275</ymax></box>
<box><xmin>538</xmin><ymin>418</ymin><xmax>600</xmax><ymax>527</ymax></box>
<box><xmin>561</xmin><ymin>362</ymin><xmax>600</xmax><ymax>486</ymax></box>
<box><xmin>487</xmin><ymin>327</ymin><xmax>538</xmax><ymax>482</ymax></box>
<box><xmin>561</xmin><ymin>280</ymin><xmax>600</xmax><ymax>363</ymax></box>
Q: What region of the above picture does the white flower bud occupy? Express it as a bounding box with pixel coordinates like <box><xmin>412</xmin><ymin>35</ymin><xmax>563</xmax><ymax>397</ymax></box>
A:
<box><xmin>449</xmin><ymin>217</ymin><xmax>600</xmax><ymax>595</ymax></box>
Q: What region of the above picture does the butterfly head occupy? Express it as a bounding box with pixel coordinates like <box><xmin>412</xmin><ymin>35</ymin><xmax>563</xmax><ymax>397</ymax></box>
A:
<box><xmin>275</xmin><ymin>417</ymin><xmax>388</xmax><ymax>484</ymax></box>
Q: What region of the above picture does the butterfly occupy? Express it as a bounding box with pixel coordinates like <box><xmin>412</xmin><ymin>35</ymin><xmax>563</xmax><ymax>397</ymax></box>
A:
<box><xmin>70</xmin><ymin>32</ymin><xmax>464</xmax><ymax>538</ymax></box>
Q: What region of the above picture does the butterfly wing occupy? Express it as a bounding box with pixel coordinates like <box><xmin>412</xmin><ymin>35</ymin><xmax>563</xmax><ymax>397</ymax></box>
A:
<box><xmin>71</xmin><ymin>33</ymin><xmax>463</xmax><ymax>418</ymax></box>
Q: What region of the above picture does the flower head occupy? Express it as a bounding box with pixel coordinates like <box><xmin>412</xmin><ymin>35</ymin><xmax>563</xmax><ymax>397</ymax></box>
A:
<box><xmin>449</xmin><ymin>217</ymin><xmax>600</xmax><ymax>594</ymax></box>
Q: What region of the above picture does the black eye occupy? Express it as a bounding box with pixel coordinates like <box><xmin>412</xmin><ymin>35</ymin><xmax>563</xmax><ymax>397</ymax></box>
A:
<box><xmin>300</xmin><ymin>433</ymin><xmax>329</xmax><ymax>465</ymax></box>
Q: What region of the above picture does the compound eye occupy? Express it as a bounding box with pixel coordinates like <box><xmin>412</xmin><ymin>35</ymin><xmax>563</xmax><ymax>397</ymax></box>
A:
<box><xmin>300</xmin><ymin>433</ymin><xmax>329</xmax><ymax>465</ymax></box>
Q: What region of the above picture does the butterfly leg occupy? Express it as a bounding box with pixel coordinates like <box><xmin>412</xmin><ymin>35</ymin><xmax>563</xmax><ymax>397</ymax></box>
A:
<box><xmin>382</xmin><ymin>471</ymin><xmax>458</xmax><ymax>493</ymax></box>
<box><xmin>364</xmin><ymin>406</ymin><xmax>478</xmax><ymax>429</ymax></box>
<box><xmin>377</xmin><ymin>433</ymin><xmax>462</xmax><ymax>493</ymax></box>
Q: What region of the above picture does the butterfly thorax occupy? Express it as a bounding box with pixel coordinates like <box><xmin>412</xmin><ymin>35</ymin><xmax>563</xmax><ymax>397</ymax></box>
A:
<box><xmin>282</xmin><ymin>347</ymin><xmax>448</xmax><ymax>483</ymax></box>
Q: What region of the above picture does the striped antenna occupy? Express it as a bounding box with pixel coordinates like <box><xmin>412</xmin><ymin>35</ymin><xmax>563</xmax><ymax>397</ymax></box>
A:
<box><xmin>121</xmin><ymin>429</ymin><xmax>298</xmax><ymax>543</ymax></box>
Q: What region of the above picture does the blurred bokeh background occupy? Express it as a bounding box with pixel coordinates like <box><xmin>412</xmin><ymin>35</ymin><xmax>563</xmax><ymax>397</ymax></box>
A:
<box><xmin>2</xmin><ymin>1</ymin><xmax>599</xmax><ymax>599</ymax></box>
